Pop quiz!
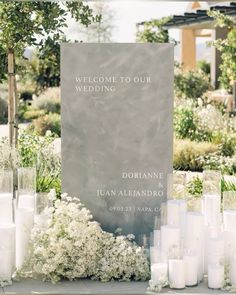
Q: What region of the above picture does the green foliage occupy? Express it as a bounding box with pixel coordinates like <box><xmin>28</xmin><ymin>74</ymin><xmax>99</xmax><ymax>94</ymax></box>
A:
<box><xmin>23</xmin><ymin>36</ymin><xmax>65</xmax><ymax>92</ymax></box>
<box><xmin>199</xmin><ymin>153</ymin><xmax>236</xmax><ymax>175</ymax></box>
<box><xmin>222</xmin><ymin>178</ymin><xmax>236</xmax><ymax>192</ymax></box>
<box><xmin>18</xmin><ymin>131</ymin><xmax>61</xmax><ymax>195</ymax></box>
<box><xmin>31</xmin><ymin>113</ymin><xmax>61</xmax><ymax>137</ymax></box>
<box><xmin>0</xmin><ymin>97</ymin><xmax>8</xmax><ymax>124</ymax></box>
<box><xmin>174</xmin><ymin>106</ymin><xmax>212</xmax><ymax>142</ymax></box>
<box><xmin>23</xmin><ymin>109</ymin><xmax>46</xmax><ymax>121</ymax></box>
<box><xmin>32</xmin><ymin>87</ymin><xmax>60</xmax><ymax>114</ymax></box>
<box><xmin>208</xmin><ymin>10</ymin><xmax>236</xmax><ymax>91</ymax></box>
<box><xmin>174</xmin><ymin>66</ymin><xmax>210</xmax><ymax>99</ymax></box>
<box><xmin>20</xmin><ymin>90</ymin><xmax>33</xmax><ymax>101</ymax></box>
<box><xmin>0</xmin><ymin>43</ymin><xmax>7</xmax><ymax>83</ymax></box>
<box><xmin>219</xmin><ymin>136</ymin><xmax>236</xmax><ymax>157</ymax></box>
<box><xmin>136</xmin><ymin>17</ymin><xmax>173</xmax><ymax>43</ymax></box>
<box><xmin>186</xmin><ymin>176</ymin><xmax>203</xmax><ymax>198</ymax></box>
<box><xmin>0</xmin><ymin>2</ymin><xmax>100</xmax><ymax>84</ymax></box>
<box><xmin>174</xmin><ymin>139</ymin><xmax>218</xmax><ymax>171</ymax></box>
<box><xmin>197</xmin><ymin>60</ymin><xmax>210</xmax><ymax>75</ymax></box>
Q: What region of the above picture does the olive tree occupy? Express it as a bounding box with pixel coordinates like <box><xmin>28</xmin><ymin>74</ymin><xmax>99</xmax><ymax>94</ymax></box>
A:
<box><xmin>0</xmin><ymin>1</ymin><xmax>99</xmax><ymax>145</ymax></box>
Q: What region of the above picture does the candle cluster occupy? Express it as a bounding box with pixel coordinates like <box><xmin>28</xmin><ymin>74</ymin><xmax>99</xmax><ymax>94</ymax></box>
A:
<box><xmin>0</xmin><ymin>168</ymin><xmax>36</xmax><ymax>283</ymax></box>
<box><xmin>150</xmin><ymin>171</ymin><xmax>236</xmax><ymax>290</ymax></box>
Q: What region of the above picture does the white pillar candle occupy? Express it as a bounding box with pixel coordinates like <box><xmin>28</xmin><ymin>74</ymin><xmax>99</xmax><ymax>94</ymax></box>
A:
<box><xmin>169</xmin><ymin>259</ymin><xmax>185</xmax><ymax>289</ymax></box>
<box><xmin>208</xmin><ymin>264</ymin><xmax>224</xmax><ymax>289</ymax></box>
<box><xmin>185</xmin><ymin>212</ymin><xmax>204</xmax><ymax>282</ymax></box>
<box><xmin>223</xmin><ymin>210</ymin><xmax>236</xmax><ymax>232</ymax></box>
<box><xmin>0</xmin><ymin>193</ymin><xmax>13</xmax><ymax>224</ymax></box>
<box><xmin>151</xmin><ymin>263</ymin><xmax>168</xmax><ymax>285</ymax></box>
<box><xmin>0</xmin><ymin>224</ymin><xmax>16</xmax><ymax>281</ymax></box>
<box><xmin>183</xmin><ymin>254</ymin><xmax>198</xmax><ymax>287</ymax></box>
<box><xmin>18</xmin><ymin>194</ymin><xmax>35</xmax><ymax>211</ymax></box>
<box><xmin>167</xmin><ymin>199</ymin><xmax>187</xmax><ymax>237</ymax></box>
<box><xmin>161</xmin><ymin>225</ymin><xmax>180</xmax><ymax>258</ymax></box>
<box><xmin>224</xmin><ymin>230</ymin><xmax>236</xmax><ymax>263</ymax></box>
<box><xmin>229</xmin><ymin>257</ymin><xmax>236</xmax><ymax>286</ymax></box>
<box><xmin>153</xmin><ymin>229</ymin><xmax>161</xmax><ymax>247</ymax></box>
<box><xmin>150</xmin><ymin>246</ymin><xmax>162</xmax><ymax>264</ymax></box>
<box><xmin>204</xmin><ymin>224</ymin><xmax>222</xmax><ymax>274</ymax></box>
<box><xmin>203</xmin><ymin>194</ymin><xmax>221</xmax><ymax>226</ymax></box>
<box><xmin>15</xmin><ymin>208</ymin><xmax>34</xmax><ymax>269</ymax></box>
<box><xmin>207</xmin><ymin>237</ymin><xmax>224</xmax><ymax>266</ymax></box>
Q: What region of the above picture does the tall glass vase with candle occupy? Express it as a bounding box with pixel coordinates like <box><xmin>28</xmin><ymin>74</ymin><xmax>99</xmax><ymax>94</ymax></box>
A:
<box><xmin>150</xmin><ymin>217</ymin><xmax>168</xmax><ymax>289</ymax></box>
<box><xmin>34</xmin><ymin>192</ymin><xmax>52</xmax><ymax>226</ymax></box>
<box><xmin>202</xmin><ymin>170</ymin><xmax>222</xmax><ymax>227</ymax></box>
<box><xmin>223</xmin><ymin>191</ymin><xmax>236</xmax><ymax>232</ymax></box>
<box><xmin>0</xmin><ymin>170</ymin><xmax>14</xmax><ymax>224</ymax></box>
<box><xmin>167</xmin><ymin>172</ymin><xmax>187</xmax><ymax>200</ymax></box>
<box><xmin>0</xmin><ymin>170</ymin><xmax>15</xmax><ymax>281</ymax></box>
<box><xmin>17</xmin><ymin>167</ymin><xmax>36</xmax><ymax>211</ymax></box>
<box><xmin>167</xmin><ymin>173</ymin><xmax>187</xmax><ymax>239</ymax></box>
<box><xmin>168</xmin><ymin>248</ymin><xmax>186</xmax><ymax>289</ymax></box>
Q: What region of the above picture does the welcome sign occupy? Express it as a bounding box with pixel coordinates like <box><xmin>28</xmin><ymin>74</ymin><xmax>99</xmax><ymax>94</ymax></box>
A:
<box><xmin>61</xmin><ymin>43</ymin><xmax>173</xmax><ymax>238</ymax></box>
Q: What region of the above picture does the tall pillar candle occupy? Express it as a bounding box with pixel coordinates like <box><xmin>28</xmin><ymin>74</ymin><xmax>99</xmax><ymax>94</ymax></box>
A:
<box><xmin>185</xmin><ymin>212</ymin><xmax>204</xmax><ymax>282</ymax></box>
<box><xmin>204</xmin><ymin>224</ymin><xmax>222</xmax><ymax>274</ymax></box>
<box><xmin>207</xmin><ymin>237</ymin><xmax>224</xmax><ymax>267</ymax></box>
<box><xmin>153</xmin><ymin>229</ymin><xmax>161</xmax><ymax>247</ymax></box>
<box><xmin>203</xmin><ymin>194</ymin><xmax>221</xmax><ymax>226</ymax></box>
<box><xmin>0</xmin><ymin>193</ymin><xmax>13</xmax><ymax>224</ymax></box>
<box><xmin>18</xmin><ymin>194</ymin><xmax>35</xmax><ymax>211</ymax></box>
<box><xmin>0</xmin><ymin>224</ymin><xmax>16</xmax><ymax>281</ymax></box>
<box><xmin>224</xmin><ymin>230</ymin><xmax>236</xmax><ymax>262</ymax></box>
<box><xmin>151</xmin><ymin>263</ymin><xmax>168</xmax><ymax>285</ymax></box>
<box><xmin>169</xmin><ymin>259</ymin><xmax>185</xmax><ymax>289</ymax></box>
<box><xmin>15</xmin><ymin>208</ymin><xmax>34</xmax><ymax>268</ymax></box>
<box><xmin>183</xmin><ymin>254</ymin><xmax>198</xmax><ymax>287</ymax></box>
<box><xmin>229</xmin><ymin>257</ymin><xmax>236</xmax><ymax>286</ymax></box>
<box><xmin>167</xmin><ymin>199</ymin><xmax>187</xmax><ymax>238</ymax></box>
<box><xmin>150</xmin><ymin>247</ymin><xmax>162</xmax><ymax>264</ymax></box>
<box><xmin>161</xmin><ymin>225</ymin><xmax>180</xmax><ymax>258</ymax></box>
<box><xmin>208</xmin><ymin>264</ymin><xmax>224</xmax><ymax>289</ymax></box>
<box><xmin>223</xmin><ymin>210</ymin><xmax>236</xmax><ymax>232</ymax></box>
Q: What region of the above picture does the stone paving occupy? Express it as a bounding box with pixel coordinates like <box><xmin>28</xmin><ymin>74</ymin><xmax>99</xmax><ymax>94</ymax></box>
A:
<box><xmin>2</xmin><ymin>279</ymin><xmax>228</xmax><ymax>295</ymax></box>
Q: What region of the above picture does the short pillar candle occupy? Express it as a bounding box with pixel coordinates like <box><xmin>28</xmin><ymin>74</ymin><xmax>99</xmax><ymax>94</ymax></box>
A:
<box><xmin>208</xmin><ymin>264</ymin><xmax>224</xmax><ymax>289</ymax></box>
<box><xmin>168</xmin><ymin>259</ymin><xmax>185</xmax><ymax>289</ymax></box>
<box><xmin>151</xmin><ymin>263</ymin><xmax>168</xmax><ymax>285</ymax></box>
<box><xmin>183</xmin><ymin>254</ymin><xmax>198</xmax><ymax>287</ymax></box>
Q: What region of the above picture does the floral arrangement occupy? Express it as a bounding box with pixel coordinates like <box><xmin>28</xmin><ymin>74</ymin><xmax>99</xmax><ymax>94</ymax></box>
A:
<box><xmin>17</xmin><ymin>191</ymin><xmax>150</xmax><ymax>283</ymax></box>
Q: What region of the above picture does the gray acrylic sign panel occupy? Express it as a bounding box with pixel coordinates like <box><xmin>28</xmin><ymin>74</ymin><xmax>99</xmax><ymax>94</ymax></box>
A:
<box><xmin>61</xmin><ymin>43</ymin><xmax>173</xmax><ymax>238</ymax></box>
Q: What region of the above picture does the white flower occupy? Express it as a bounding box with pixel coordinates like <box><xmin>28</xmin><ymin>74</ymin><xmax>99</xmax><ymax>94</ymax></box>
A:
<box><xmin>17</xmin><ymin>194</ymin><xmax>150</xmax><ymax>283</ymax></box>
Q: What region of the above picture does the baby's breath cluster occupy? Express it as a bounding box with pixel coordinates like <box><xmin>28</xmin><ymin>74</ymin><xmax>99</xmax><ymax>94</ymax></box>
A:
<box><xmin>17</xmin><ymin>192</ymin><xmax>150</xmax><ymax>283</ymax></box>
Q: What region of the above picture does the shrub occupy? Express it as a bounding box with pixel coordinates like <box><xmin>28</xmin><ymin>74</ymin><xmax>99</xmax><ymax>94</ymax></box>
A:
<box><xmin>0</xmin><ymin>96</ymin><xmax>8</xmax><ymax>124</ymax></box>
<box><xmin>18</xmin><ymin>130</ymin><xmax>61</xmax><ymax>195</ymax></box>
<box><xmin>199</xmin><ymin>153</ymin><xmax>236</xmax><ymax>175</ymax></box>
<box><xmin>20</xmin><ymin>90</ymin><xmax>33</xmax><ymax>101</ymax></box>
<box><xmin>23</xmin><ymin>109</ymin><xmax>46</xmax><ymax>121</ymax></box>
<box><xmin>219</xmin><ymin>135</ymin><xmax>236</xmax><ymax>157</ymax></box>
<box><xmin>186</xmin><ymin>176</ymin><xmax>203</xmax><ymax>198</ymax></box>
<box><xmin>174</xmin><ymin>139</ymin><xmax>219</xmax><ymax>171</ymax></box>
<box><xmin>174</xmin><ymin>67</ymin><xmax>210</xmax><ymax>99</ymax></box>
<box><xmin>197</xmin><ymin>60</ymin><xmax>210</xmax><ymax>75</ymax></box>
<box><xmin>32</xmin><ymin>87</ymin><xmax>60</xmax><ymax>114</ymax></box>
<box><xmin>31</xmin><ymin>113</ymin><xmax>61</xmax><ymax>137</ymax></box>
<box><xmin>174</xmin><ymin>106</ymin><xmax>213</xmax><ymax>142</ymax></box>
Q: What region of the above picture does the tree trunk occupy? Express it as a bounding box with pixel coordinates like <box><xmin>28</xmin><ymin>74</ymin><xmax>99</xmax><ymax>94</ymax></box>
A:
<box><xmin>7</xmin><ymin>49</ymin><xmax>18</xmax><ymax>147</ymax></box>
